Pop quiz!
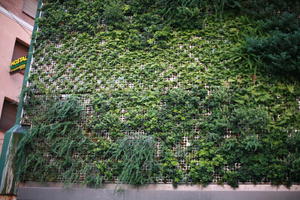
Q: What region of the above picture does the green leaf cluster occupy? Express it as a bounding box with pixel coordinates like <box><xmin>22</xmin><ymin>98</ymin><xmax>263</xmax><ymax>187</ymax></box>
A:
<box><xmin>246</xmin><ymin>13</ymin><xmax>300</xmax><ymax>78</ymax></box>
<box><xmin>18</xmin><ymin>0</ymin><xmax>300</xmax><ymax>188</ymax></box>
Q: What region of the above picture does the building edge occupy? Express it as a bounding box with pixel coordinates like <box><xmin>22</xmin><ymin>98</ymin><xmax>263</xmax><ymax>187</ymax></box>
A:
<box><xmin>0</xmin><ymin>0</ymin><xmax>42</xmax><ymax>195</ymax></box>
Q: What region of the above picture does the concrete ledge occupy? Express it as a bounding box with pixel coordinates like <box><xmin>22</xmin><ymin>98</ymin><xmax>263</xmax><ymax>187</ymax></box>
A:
<box><xmin>17</xmin><ymin>182</ymin><xmax>300</xmax><ymax>200</ymax></box>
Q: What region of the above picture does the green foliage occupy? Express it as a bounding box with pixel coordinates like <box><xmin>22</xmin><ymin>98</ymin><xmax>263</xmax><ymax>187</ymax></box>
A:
<box><xmin>262</xmin><ymin>12</ymin><xmax>300</xmax><ymax>33</ymax></box>
<box><xmin>39</xmin><ymin>0</ymin><xmax>299</xmax><ymax>42</ymax></box>
<box><xmin>16</xmin><ymin>97</ymin><xmax>105</xmax><ymax>186</ymax></box>
<box><xmin>230</xmin><ymin>107</ymin><xmax>269</xmax><ymax>135</ymax></box>
<box><xmin>160</xmin><ymin>148</ymin><xmax>184</xmax><ymax>184</ymax></box>
<box><xmin>20</xmin><ymin>0</ymin><xmax>300</xmax><ymax>188</ymax></box>
<box><xmin>189</xmin><ymin>140</ymin><xmax>226</xmax><ymax>186</ymax></box>
<box><xmin>109</xmin><ymin>135</ymin><xmax>158</xmax><ymax>185</ymax></box>
<box><xmin>102</xmin><ymin>0</ymin><xmax>125</xmax><ymax>27</ymax></box>
<box><xmin>246</xmin><ymin>13</ymin><xmax>300</xmax><ymax>77</ymax></box>
<box><xmin>42</xmin><ymin>96</ymin><xmax>82</xmax><ymax>123</ymax></box>
<box><xmin>231</xmin><ymin>0</ymin><xmax>300</xmax><ymax>17</ymax></box>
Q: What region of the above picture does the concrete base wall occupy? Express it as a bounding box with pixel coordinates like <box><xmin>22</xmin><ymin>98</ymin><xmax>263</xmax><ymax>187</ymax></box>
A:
<box><xmin>17</xmin><ymin>183</ymin><xmax>300</xmax><ymax>200</ymax></box>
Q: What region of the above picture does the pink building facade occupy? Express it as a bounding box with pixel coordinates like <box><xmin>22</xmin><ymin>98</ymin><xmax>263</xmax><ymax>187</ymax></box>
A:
<box><xmin>0</xmin><ymin>0</ymin><xmax>36</xmax><ymax>152</ymax></box>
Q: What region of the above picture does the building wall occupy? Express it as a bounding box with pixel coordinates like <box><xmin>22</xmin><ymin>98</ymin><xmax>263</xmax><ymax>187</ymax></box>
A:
<box><xmin>0</xmin><ymin>0</ymin><xmax>34</xmax><ymax>26</ymax></box>
<box><xmin>0</xmin><ymin>97</ymin><xmax>3</xmax><ymax>150</ymax></box>
<box><xmin>0</xmin><ymin>0</ymin><xmax>33</xmax><ymax>152</ymax></box>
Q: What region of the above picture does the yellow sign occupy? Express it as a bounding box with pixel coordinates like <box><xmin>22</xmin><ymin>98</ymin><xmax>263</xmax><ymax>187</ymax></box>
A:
<box><xmin>10</xmin><ymin>56</ymin><xmax>27</xmax><ymax>73</ymax></box>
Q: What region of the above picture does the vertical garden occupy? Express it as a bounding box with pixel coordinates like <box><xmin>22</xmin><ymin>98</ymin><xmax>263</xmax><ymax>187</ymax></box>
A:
<box><xmin>16</xmin><ymin>0</ymin><xmax>300</xmax><ymax>187</ymax></box>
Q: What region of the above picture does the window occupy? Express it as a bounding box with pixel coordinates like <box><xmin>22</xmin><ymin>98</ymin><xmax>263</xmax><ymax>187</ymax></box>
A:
<box><xmin>22</xmin><ymin>0</ymin><xmax>38</xmax><ymax>18</ymax></box>
<box><xmin>0</xmin><ymin>99</ymin><xmax>18</xmax><ymax>151</ymax></box>
<box><xmin>0</xmin><ymin>99</ymin><xmax>17</xmax><ymax>132</ymax></box>
<box><xmin>12</xmin><ymin>39</ymin><xmax>29</xmax><ymax>61</ymax></box>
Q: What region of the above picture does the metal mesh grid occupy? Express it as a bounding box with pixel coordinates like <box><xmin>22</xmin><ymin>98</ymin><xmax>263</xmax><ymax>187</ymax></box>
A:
<box><xmin>21</xmin><ymin>87</ymin><xmax>260</xmax><ymax>184</ymax></box>
<box><xmin>21</xmin><ymin>33</ymin><xmax>295</xmax><ymax>185</ymax></box>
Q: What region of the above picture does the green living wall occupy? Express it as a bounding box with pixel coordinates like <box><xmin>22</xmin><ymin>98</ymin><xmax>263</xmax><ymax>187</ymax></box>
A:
<box><xmin>16</xmin><ymin>0</ymin><xmax>300</xmax><ymax>187</ymax></box>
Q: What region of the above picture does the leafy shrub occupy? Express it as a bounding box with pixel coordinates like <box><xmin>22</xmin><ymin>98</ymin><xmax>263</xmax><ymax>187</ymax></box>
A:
<box><xmin>102</xmin><ymin>0</ymin><xmax>125</xmax><ymax>27</ymax></box>
<box><xmin>246</xmin><ymin>12</ymin><xmax>300</xmax><ymax>77</ymax></box>
<box><xmin>246</xmin><ymin>30</ymin><xmax>300</xmax><ymax>77</ymax></box>
<box><xmin>262</xmin><ymin>12</ymin><xmax>299</xmax><ymax>33</ymax></box>
<box><xmin>189</xmin><ymin>141</ymin><xmax>226</xmax><ymax>185</ymax></box>
<box><xmin>160</xmin><ymin>148</ymin><xmax>184</xmax><ymax>184</ymax></box>
<box><xmin>234</xmin><ymin>0</ymin><xmax>300</xmax><ymax>17</ymax></box>
<box><xmin>230</xmin><ymin>107</ymin><xmax>270</xmax><ymax>135</ymax></box>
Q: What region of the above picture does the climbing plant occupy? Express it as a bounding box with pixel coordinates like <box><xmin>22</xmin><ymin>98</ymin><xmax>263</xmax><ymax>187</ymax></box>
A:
<box><xmin>16</xmin><ymin>0</ymin><xmax>300</xmax><ymax>188</ymax></box>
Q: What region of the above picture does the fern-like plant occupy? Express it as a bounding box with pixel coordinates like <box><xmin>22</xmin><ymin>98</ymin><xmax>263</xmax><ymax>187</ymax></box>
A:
<box><xmin>110</xmin><ymin>134</ymin><xmax>158</xmax><ymax>185</ymax></box>
<box><xmin>15</xmin><ymin>96</ymin><xmax>104</xmax><ymax>186</ymax></box>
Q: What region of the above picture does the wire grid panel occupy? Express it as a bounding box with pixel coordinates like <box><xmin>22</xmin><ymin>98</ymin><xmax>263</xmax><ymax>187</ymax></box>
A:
<box><xmin>20</xmin><ymin>21</ymin><xmax>296</xmax><ymax>185</ymax></box>
<box><xmin>22</xmin><ymin>89</ymin><xmax>278</xmax><ymax>184</ymax></box>
<box><xmin>22</xmin><ymin>94</ymin><xmax>95</xmax><ymax>128</ymax></box>
<box><xmin>20</xmin><ymin>86</ymin><xmax>254</xmax><ymax>184</ymax></box>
